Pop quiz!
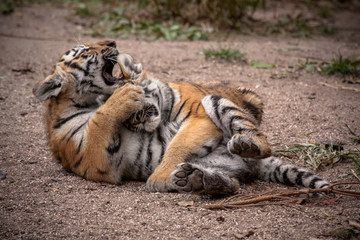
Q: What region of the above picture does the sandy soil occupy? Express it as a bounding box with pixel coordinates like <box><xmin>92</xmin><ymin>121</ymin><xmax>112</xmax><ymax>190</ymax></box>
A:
<box><xmin>0</xmin><ymin>4</ymin><xmax>360</xmax><ymax>240</ymax></box>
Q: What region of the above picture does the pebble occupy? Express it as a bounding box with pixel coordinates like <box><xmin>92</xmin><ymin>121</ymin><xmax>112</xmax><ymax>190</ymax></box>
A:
<box><xmin>0</xmin><ymin>170</ymin><xmax>6</xmax><ymax>180</ymax></box>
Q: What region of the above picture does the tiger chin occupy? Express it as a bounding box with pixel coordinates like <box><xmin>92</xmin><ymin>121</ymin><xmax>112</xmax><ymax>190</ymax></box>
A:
<box><xmin>33</xmin><ymin>40</ymin><xmax>329</xmax><ymax>195</ymax></box>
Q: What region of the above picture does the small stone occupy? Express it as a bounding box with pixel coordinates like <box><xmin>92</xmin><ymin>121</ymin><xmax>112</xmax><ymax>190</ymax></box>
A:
<box><xmin>0</xmin><ymin>170</ymin><xmax>6</xmax><ymax>180</ymax></box>
<box><xmin>177</xmin><ymin>201</ymin><xmax>194</xmax><ymax>207</ymax></box>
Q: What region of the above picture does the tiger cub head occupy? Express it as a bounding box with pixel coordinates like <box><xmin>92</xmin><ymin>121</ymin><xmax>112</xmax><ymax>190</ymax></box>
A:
<box><xmin>33</xmin><ymin>40</ymin><xmax>143</xmax><ymax>106</ymax></box>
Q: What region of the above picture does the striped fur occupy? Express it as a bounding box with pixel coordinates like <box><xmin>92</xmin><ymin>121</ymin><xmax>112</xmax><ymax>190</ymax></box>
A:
<box><xmin>33</xmin><ymin>40</ymin><xmax>329</xmax><ymax>194</ymax></box>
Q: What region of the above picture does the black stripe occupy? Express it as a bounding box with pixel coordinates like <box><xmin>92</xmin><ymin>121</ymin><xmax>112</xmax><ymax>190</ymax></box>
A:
<box><xmin>85</xmin><ymin>59</ymin><xmax>92</xmax><ymax>74</ymax></box>
<box><xmin>192</xmin><ymin>83</ymin><xmax>209</xmax><ymax>95</ymax></box>
<box><xmin>174</xmin><ymin>98</ymin><xmax>189</xmax><ymax>121</ymax></box>
<box><xmin>282</xmin><ymin>169</ymin><xmax>294</xmax><ymax>186</ymax></box>
<box><xmin>319</xmin><ymin>183</ymin><xmax>329</xmax><ymax>188</ymax></box>
<box><xmin>67</xmin><ymin>122</ymin><xmax>87</xmax><ymax>143</ymax></box>
<box><xmin>212</xmin><ymin>96</ymin><xmax>222</xmax><ymax>122</ymax></box>
<box><xmin>89</xmin><ymin>81</ymin><xmax>102</xmax><ymax>89</ymax></box>
<box><xmin>144</xmin><ymin>134</ymin><xmax>154</xmax><ymax>175</ymax></box>
<box><xmin>72</xmin><ymin>49</ymin><xmax>79</xmax><ymax>56</ymax></box>
<box><xmin>69</xmin><ymin>62</ymin><xmax>89</xmax><ymax>76</ymax></box>
<box><xmin>180</xmin><ymin>105</ymin><xmax>193</xmax><ymax>125</ymax></box>
<box><xmin>97</xmin><ymin>168</ymin><xmax>107</xmax><ymax>175</ymax></box>
<box><xmin>168</xmin><ymin>87</ymin><xmax>175</xmax><ymax>121</ymax></box>
<box><xmin>54</xmin><ymin>111</ymin><xmax>90</xmax><ymax>129</ymax></box>
<box><xmin>273</xmin><ymin>171</ymin><xmax>281</xmax><ymax>183</ymax></box>
<box><xmin>107</xmin><ymin>134</ymin><xmax>121</xmax><ymax>155</ymax></box>
<box><xmin>44</xmin><ymin>81</ymin><xmax>61</xmax><ymax>91</ymax></box>
<box><xmin>135</xmin><ymin>136</ymin><xmax>145</xmax><ymax>179</ymax></box>
<box><xmin>71</xmin><ymin>99</ymin><xmax>90</xmax><ymax>109</ymax></box>
<box><xmin>242</xmin><ymin>100</ymin><xmax>262</xmax><ymax>121</ymax></box>
<box><xmin>73</xmin><ymin>156</ymin><xmax>83</xmax><ymax>168</ymax></box>
<box><xmin>76</xmin><ymin>136</ymin><xmax>84</xmax><ymax>155</ymax></box>
<box><xmin>221</xmin><ymin>106</ymin><xmax>247</xmax><ymax>116</ymax></box>
<box><xmin>156</xmin><ymin>128</ymin><xmax>166</xmax><ymax>162</ymax></box>
<box><xmin>195</xmin><ymin>102</ymin><xmax>201</xmax><ymax>113</ymax></box>
<box><xmin>309</xmin><ymin>177</ymin><xmax>321</xmax><ymax>189</ymax></box>
<box><xmin>202</xmin><ymin>145</ymin><xmax>213</xmax><ymax>154</ymax></box>
<box><xmin>295</xmin><ymin>170</ymin><xmax>304</xmax><ymax>186</ymax></box>
<box><xmin>83</xmin><ymin>168</ymin><xmax>88</xmax><ymax>178</ymax></box>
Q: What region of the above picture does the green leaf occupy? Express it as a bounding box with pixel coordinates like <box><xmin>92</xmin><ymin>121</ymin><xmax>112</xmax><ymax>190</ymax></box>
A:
<box><xmin>251</xmin><ymin>61</ymin><xmax>275</xmax><ymax>69</ymax></box>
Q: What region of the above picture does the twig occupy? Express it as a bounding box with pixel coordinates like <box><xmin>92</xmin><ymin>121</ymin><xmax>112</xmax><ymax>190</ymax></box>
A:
<box><xmin>349</xmin><ymin>220</ymin><xmax>360</xmax><ymax>230</ymax></box>
<box><xmin>201</xmin><ymin>182</ymin><xmax>360</xmax><ymax>210</ymax></box>
<box><xmin>319</xmin><ymin>81</ymin><xmax>359</xmax><ymax>92</ymax></box>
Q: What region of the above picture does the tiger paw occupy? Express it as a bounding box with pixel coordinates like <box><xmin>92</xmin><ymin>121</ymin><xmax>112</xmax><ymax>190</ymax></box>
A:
<box><xmin>227</xmin><ymin>133</ymin><xmax>263</xmax><ymax>158</ymax></box>
<box><xmin>106</xmin><ymin>84</ymin><xmax>144</xmax><ymax>121</ymax></box>
<box><xmin>171</xmin><ymin>163</ymin><xmax>239</xmax><ymax>194</ymax></box>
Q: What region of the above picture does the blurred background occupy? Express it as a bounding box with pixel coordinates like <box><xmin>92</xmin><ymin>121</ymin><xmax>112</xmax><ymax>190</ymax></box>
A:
<box><xmin>1</xmin><ymin>0</ymin><xmax>359</xmax><ymax>41</ymax></box>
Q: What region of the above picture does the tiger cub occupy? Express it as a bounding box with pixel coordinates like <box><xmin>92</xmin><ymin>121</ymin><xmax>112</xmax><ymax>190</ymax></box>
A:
<box><xmin>33</xmin><ymin>40</ymin><xmax>328</xmax><ymax>194</ymax></box>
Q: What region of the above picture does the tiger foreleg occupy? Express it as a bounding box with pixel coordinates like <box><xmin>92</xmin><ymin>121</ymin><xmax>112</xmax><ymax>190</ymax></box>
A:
<box><xmin>145</xmin><ymin>117</ymin><xmax>222</xmax><ymax>192</ymax></box>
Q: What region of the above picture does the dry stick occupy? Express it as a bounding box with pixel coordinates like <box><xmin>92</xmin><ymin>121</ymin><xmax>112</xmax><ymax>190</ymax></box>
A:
<box><xmin>319</xmin><ymin>81</ymin><xmax>360</xmax><ymax>92</ymax></box>
<box><xmin>202</xmin><ymin>182</ymin><xmax>360</xmax><ymax>210</ymax></box>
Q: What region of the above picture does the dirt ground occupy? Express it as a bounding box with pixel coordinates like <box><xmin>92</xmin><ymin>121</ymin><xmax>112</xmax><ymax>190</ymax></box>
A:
<box><xmin>1</xmin><ymin>4</ymin><xmax>360</xmax><ymax>240</ymax></box>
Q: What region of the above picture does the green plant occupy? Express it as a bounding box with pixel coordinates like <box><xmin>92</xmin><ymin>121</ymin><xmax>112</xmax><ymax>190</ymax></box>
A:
<box><xmin>266</xmin><ymin>13</ymin><xmax>312</xmax><ymax>38</ymax></box>
<box><xmin>318</xmin><ymin>5</ymin><xmax>332</xmax><ymax>18</ymax></box>
<box><xmin>75</xmin><ymin>2</ymin><xmax>92</xmax><ymax>17</ymax></box>
<box><xmin>276</xmin><ymin>141</ymin><xmax>359</xmax><ymax>171</ymax></box>
<box><xmin>0</xmin><ymin>1</ymin><xmax>14</xmax><ymax>14</ymax></box>
<box><xmin>321</xmin><ymin>54</ymin><xmax>360</xmax><ymax>77</ymax></box>
<box><xmin>138</xmin><ymin>0</ymin><xmax>262</xmax><ymax>29</ymax></box>
<box><xmin>201</xmin><ymin>47</ymin><xmax>246</xmax><ymax>62</ymax></box>
<box><xmin>250</xmin><ymin>61</ymin><xmax>275</xmax><ymax>69</ymax></box>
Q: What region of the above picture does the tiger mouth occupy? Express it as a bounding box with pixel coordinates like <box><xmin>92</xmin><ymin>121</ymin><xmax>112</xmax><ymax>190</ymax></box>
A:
<box><xmin>102</xmin><ymin>58</ymin><xmax>124</xmax><ymax>86</ymax></box>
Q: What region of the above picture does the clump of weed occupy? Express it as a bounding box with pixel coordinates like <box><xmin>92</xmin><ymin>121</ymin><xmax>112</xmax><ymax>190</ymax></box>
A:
<box><xmin>265</xmin><ymin>13</ymin><xmax>335</xmax><ymax>38</ymax></box>
<box><xmin>138</xmin><ymin>0</ymin><xmax>262</xmax><ymax>29</ymax></box>
<box><xmin>0</xmin><ymin>1</ymin><xmax>14</xmax><ymax>14</ymax></box>
<box><xmin>266</xmin><ymin>14</ymin><xmax>312</xmax><ymax>38</ymax></box>
<box><xmin>201</xmin><ymin>47</ymin><xmax>246</xmax><ymax>62</ymax></box>
<box><xmin>250</xmin><ymin>60</ymin><xmax>275</xmax><ymax>69</ymax></box>
<box><xmin>276</xmin><ymin>141</ymin><xmax>359</xmax><ymax>171</ymax></box>
<box><xmin>90</xmin><ymin>5</ymin><xmax>208</xmax><ymax>41</ymax></box>
<box><xmin>321</xmin><ymin>54</ymin><xmax>360</xmax><ymax>77</ymax></box>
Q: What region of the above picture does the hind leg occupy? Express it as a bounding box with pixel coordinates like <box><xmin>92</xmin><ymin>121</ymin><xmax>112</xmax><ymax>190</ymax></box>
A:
<box><xmin>171</xmin><ymin>163</ymin><xmax>240</xmax><ymax>194</ymax></box>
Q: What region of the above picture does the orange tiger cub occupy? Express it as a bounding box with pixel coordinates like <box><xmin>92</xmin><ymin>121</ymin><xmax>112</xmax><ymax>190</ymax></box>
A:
<box><xmin>33</xmin><ymin>40</ymin><xmax>276</xmax><ymax>193</ymax></box>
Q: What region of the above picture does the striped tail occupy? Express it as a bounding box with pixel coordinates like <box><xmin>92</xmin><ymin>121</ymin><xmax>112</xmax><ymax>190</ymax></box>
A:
<box><xmin>257</xmin><ymin>156</ymin><xmax>330</xmax><ymax>189</ymax></box>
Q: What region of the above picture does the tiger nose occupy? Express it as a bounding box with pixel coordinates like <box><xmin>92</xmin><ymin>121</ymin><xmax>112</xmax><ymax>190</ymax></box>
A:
<box><xmin>106</xmin><ymin>40</ymin><xmax>116</xmax><ymax>48</ymax></box>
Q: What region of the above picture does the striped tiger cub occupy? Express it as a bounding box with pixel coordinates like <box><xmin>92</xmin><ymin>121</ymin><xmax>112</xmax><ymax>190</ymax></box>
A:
<box><xmin>33</xmin><ymin>40</ymin><xmax>329</xmax><ymax>194</ymax></box>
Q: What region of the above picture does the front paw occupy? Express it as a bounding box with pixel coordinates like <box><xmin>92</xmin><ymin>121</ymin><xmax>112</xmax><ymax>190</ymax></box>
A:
<box><xmin>228</xmin><ymin>133</ymin><xmax>261</xmax><ymax>158</ymax></box>
<box><xmin>107</xmin><ymin>84</ymin><xmax>145</xmax><ymax>121</ymax></box>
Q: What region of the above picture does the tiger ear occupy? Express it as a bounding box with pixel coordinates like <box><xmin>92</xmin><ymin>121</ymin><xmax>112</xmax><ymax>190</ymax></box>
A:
<box><xmin>33</xmin><ymin>67</ymin><xmax>65</xmax><ymax>101</ymax></box>
<box><xmin>117</xmin><ymin>54</ymin><xmax>143</xmax><ymax>81</ymax></box>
